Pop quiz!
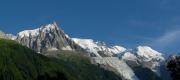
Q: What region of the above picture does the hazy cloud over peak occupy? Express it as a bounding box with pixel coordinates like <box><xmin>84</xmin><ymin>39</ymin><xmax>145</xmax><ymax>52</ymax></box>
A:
<box><xmin>150</xmin><ymin>29</ymin><xmax>180</xmax><ymax>53</ymax></box>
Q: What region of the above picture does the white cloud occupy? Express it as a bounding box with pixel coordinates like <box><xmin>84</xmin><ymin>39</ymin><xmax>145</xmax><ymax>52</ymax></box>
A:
<box><xmin>151</xmin><ymin>30</ymin><xmax>180</xmax><ymax>48</ymax></box>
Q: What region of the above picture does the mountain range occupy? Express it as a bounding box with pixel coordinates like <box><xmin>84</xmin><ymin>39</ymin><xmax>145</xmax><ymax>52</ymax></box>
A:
<box><xmin>0</xmin><ymin>22</ymin><xmax>172</xmax><ymax>80</ymax></box>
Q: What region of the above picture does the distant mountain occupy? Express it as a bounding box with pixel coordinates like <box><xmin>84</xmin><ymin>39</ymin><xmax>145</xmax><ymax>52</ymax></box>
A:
<box><xmin>72</xmin><ymin>38</ymin><xmax>164</xmax><ymax>80</ymax></box>
<box><xmin>0</xmin><ymin>31</ymin><xmax>16</xmax><ymax>40</ymax></box>
<box><xmin>0</xmin><ymin>39</ymin><xmax>122</xmax><ymax>80</ymax></box>
<box><xmin>72</xmin><ymin>38</ymin><xmax>126</xmax><ymax>57</ymax></box>
<box><xmin>0</xmin><ymin>22</ymin><xmax>169</xmax><ymax>80</ymax></box>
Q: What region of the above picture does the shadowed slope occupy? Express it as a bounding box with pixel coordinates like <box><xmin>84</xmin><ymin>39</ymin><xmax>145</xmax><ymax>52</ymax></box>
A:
<box><xmin>0</xmin><ymin>39</ymin><xmax>121</xmax><ymax>80</ymax></box>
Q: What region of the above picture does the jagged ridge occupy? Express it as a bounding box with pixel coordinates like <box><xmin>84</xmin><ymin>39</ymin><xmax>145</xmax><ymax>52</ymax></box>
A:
<box><xmin>1</xmin><ymin>22</ymin><xmax>166</xmax><ymax>80</ymax></box>
<box><xmin>16</xmin><ymin>22</ymin><xmax>82</xmax><ymax>53</ymax></box>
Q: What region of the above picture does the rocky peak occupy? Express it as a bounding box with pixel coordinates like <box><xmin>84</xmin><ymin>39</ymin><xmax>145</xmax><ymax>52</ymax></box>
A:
<box><xmin>16</xmin><ymin>22</ymin><xmax>74</xmax><ymax>53</ymax></box>
<box><xmin>0</xmin><ymin>21</ymin><xmax>168</xmax><ymax>80</ymax></box>
<box><xmin>17</xmin><ymin>21</ymin><xmax>60</xmax><ymax>38</ymax></box>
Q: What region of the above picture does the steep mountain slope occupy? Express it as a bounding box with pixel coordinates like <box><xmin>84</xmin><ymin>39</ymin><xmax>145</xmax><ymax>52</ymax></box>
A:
<box><xmin>0</xmin><ymin>39</ymin><xmax>66</xmax><ymax>80</ymax></box>
<box><xmin>72</xmin><ymin>38</ymin><xmax>164</xmax><ymax>80</ymax></box>
<box><xmin>93</xmin><ymin>57</ymin><xmax>139</xmax><ymax>80</ymax></box>
<box><xmin>120</xmin><ymin>46</ymin><xmax>165</xmax><ymax>75</ymax></box>
<box><xmin>72</xmin><ymin>38</ymin><xmax>140</xmax><ymax>80</ymax></box>
<box><xmin>16</xmin><ymin>22</ymin><xmax>81</xmax><ymax>53</ymax></box>
<box><xmin>9</xmin><ymin>22</ymin><xmax>166</xmax><ymax>80</ymax></box>
<box><xmin>0</xmin><ymin>39</ymin><xmax>122</xmax><ymax>80</ymax></box>
<box><xmin>127</xmin><ymin>64</ymin><xmax>162</xmax><ymax>80</ymax></box>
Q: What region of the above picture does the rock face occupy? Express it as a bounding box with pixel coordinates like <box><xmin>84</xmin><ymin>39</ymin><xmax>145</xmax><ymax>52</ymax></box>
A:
<box><xmin>4</xmin><ymin>22</ymin><xmax>166</xmax><ymax>80</ymax></box>
<box><xmin>72</xmin><ymin>38</ymin><xmax>165</xmax><ymax>80</ymax></box>
<box><xmin>16</xmin><ymin>22</ymin><xmax>80</xmax><ymax>53</ymax></box>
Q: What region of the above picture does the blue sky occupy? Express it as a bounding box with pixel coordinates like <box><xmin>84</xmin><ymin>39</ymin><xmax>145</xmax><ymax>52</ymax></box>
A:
<box><xmin>0</xmin><ymin>0</ymin><xmax>180</xmax><ymax>54</ymax></box>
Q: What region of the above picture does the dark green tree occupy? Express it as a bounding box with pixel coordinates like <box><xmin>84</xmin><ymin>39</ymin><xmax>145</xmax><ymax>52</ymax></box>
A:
<box><xmin>167</xmin><ymin>55</ymin><xmax>180</xmax><ymax>80</ymax></box>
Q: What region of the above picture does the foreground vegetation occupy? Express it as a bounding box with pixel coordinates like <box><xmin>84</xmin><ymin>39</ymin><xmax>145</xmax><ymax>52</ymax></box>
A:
<box><xmin>0</xmin><ymin>39</ymin><xmax>121</xmax><ymax>80</ymax></box>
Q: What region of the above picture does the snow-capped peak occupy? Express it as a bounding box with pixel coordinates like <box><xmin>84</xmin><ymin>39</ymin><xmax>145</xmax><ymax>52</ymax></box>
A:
<box><xmin>111</xmin><ymin>45</ymin><xmax>126</xmax><ymax>53</ymax></box>
<box><xmin>136</xmin><ymin>46</ymin><xmax>164</xmax><ymax>61</ymax></box>
<box><xmin>4</xmin><ymin>21</ymin><xmax>166</xmax><ymax>80</ymax></box>
<box><xmin>17</xmin><ymin>22</ymin><xmax>59</xmax><ymax>38</ymax></box>
<box><xmin>17</xmin><ymin>28</ymin><xmax>40</xmax><ymax>38</ymax></box>
<box><xmin>41</xmin><ymin>23</ymin><xmax>58</xmax><ymax>32</ymax></box>
<box><xmin>72</xmin><ymin>38</ymin><xmax>102</xmax><ymax>57</ymax></box>
<box><xmin>72</xmin><ymin>38</ymin><xmax>126</xmax><ymax>57</ymax></box>
<box><xmin>72</xmin><ymin>38</ymin><xmax>97</xmax><ymax>49</ymax></box>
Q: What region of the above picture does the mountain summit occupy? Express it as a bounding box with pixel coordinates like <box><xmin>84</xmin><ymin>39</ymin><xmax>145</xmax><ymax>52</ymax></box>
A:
<box><xmin>1</xmin><ymin>22</ymin><xmax>166</xmax><ymax>80</ymax></box>
<box><xmin>16</xmin><ymin>22</ymin><xmax>78</xmax><ymax>53</ymax></box>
